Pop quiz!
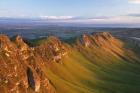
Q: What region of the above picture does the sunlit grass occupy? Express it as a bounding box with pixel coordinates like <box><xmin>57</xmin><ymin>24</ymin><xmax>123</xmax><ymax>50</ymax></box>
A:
<box><xmin>31</xmin><ymin>36</ymin><xmax>140</xmax><ymax>93</ymax></box>
<box><xmin>44</xmin><ymin>45</ymin><xmax>140</xmax><ymax>93</ymax></box>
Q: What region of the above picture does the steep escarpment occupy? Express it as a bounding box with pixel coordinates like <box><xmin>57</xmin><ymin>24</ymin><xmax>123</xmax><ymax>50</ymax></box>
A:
<box><xmin>0</xmin><ymin>35</ymin><xmax>55</xmax><ymax>93</ymax></box>
<box><xmin>0</xmin><ymin>32</ymin><xmax>140</xmax><ymax>93</ymax></box>
<box><xmin>77</xmin><ymin>32</ymin><xmax>122</xmax><ymax>48</ymax></box>
<box><xmin>77</xmin><ymin>32</ymin><xmax>139</xmax><ymax>64</ymax></box>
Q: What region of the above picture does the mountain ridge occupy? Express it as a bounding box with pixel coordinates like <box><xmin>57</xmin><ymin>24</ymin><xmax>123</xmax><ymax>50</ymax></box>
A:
<box><xmin>0</xmin><ymin>32</ymin><xmax>140</xmax><ymax>93</ymax></box>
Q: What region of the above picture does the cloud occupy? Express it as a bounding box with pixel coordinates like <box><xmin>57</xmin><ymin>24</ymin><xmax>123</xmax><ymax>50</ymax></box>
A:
<box><xmin>39</xmin><ymin>15</ymin><xmax>140</xmax><ymax>26</ymax></box>
<box><xmin>128</xmin><ymin>0</ymin><xmax>140</xmax><ymax>4</ymax></box>
<box><xmin>127</xmin><ymin>13</ymin><xmax>140</xmax><ymax>17</ymax></box>
<box><xmin>50</xmin><ymin>15</ymin><xmax>140</xmax><ymax>26</ymax></box>
<box><xmin>84</xmin><ymin>15</ymin><xmax>140</xmax><ymax>25</ymax></box>
<box><xmin>40</xmin><ymin>16</ymin><xmax>74</xmax><ymax>20</ymax></box>
<box><xmin>45</xmin><ymin>15</ymin><xmax>140</xmax><ymax>27</ymax></box>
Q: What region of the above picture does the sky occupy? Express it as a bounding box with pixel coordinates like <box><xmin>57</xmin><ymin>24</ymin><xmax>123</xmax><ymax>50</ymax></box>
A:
<box><xmin>0</xmin><ymin>0</ymin><xmax>140</xmax><ymax>27</ymax></box>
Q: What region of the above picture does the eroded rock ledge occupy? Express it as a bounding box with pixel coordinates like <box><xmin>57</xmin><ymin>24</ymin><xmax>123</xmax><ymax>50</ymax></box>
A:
<box><xmin>0</xmin><ymin>35</ymin><xmax>57</xmax><ymax>93</ymax></box>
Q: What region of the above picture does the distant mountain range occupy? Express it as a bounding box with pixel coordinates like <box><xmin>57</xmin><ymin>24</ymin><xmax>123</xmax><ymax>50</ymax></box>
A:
<box><xmin>0</xmin><ymin>17</ymin><xmax>140</xmax><ymax>28</ymax></box>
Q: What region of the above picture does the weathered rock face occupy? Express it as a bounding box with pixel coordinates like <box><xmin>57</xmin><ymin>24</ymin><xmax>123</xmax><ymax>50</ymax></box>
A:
<box><xmin>0</xmin><ymin>35</ymin><xmax>28</xmax><ymax>93</ymax></box>
<box><xmin>35</xmin><ymin>36</ymin><xmax>67</xmax><ymax>63</ymax></box>
<box><xmin>78</xmin><ymin>32</ymin><xmax>123</xmax><ymax>48</ymax></box>
<box><xmin>92</xmin><ymin>32</ymin><xmax>117</xmax><ymax>47</ymax></box>
<box><xmin>0</xmin><ymin>35</ymin><xmax>54</xmax><ymax>93</ymax></box>
<box><xmin>81</xmin><ymin>34</ymin><xmax>93</xmax><ymax>47</ymax></box>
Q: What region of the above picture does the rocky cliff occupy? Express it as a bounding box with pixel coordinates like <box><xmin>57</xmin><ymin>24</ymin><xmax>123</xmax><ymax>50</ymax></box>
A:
<box><xmin>0</xmin><ymin>35</ymin><xmax>55</xmax><ymax>93</ymax></box>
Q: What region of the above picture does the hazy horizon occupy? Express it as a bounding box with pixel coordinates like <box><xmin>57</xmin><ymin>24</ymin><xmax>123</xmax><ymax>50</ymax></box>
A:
<box><xmin>0</xmin><ymin>0</ymin><xmax>140</xmax><ymax>27</ymax></box>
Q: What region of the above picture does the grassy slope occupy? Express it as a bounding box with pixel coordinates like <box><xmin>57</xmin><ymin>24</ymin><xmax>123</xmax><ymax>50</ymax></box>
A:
<box><xmin>31</xmin><ymin>36</ymin><xmax>140</xmax><ymax>93</ymax></box>
<box><xmin>44</xmin><ymin>45</ymin><xmax>140</xmax><ymax>93</ymax></box>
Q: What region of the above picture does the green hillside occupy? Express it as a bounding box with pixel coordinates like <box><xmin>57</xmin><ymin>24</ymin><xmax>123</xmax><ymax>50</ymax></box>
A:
<box><xmin>35</xmin><ymin>32</ymin><xmax>140</xmax><ymax>93</ymax></box>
